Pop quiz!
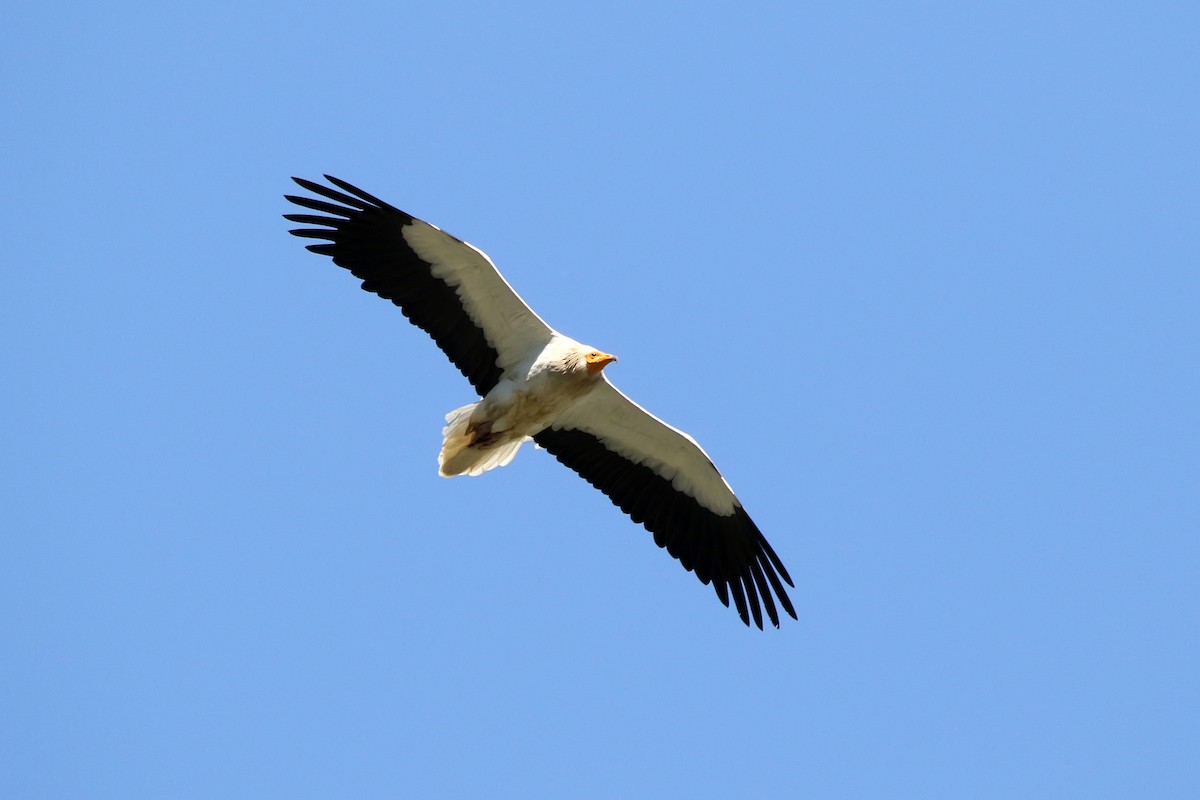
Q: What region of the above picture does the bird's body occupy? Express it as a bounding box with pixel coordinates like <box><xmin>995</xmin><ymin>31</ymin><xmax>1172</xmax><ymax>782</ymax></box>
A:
<box><xmin>438</xmin><ymin>335</ymin><xmax>614</xmax><ymax>477</ymax></box>
<box><xmin>285</xmin><ymin>176</ymin><xmax>797</xmax><ymax>628</ymax></box>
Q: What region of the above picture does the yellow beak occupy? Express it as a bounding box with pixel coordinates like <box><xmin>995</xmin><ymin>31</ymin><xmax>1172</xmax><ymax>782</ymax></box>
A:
<box><xmin>586</xmin><ymin>351</ymin><xmax>618</xmax><ymax>375</ymax></box>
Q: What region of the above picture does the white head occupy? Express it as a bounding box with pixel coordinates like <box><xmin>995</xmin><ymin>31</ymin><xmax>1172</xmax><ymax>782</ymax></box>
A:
<box><xmin>553</xmin><ymin>343</ymin><xmax>617</xmax><ymax>377</ymax></box>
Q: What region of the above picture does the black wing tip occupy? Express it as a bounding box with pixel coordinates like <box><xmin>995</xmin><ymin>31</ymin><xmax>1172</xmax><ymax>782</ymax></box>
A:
<box><xmin>708</xmin><ymin>514</ymin><xmax>798</xmax><ymax>630</ymax></box>
<box><xmin>709</xmin><ymin>562</ymin><xmax>796</xmax><ymax>629</ymax></box>
<box><xmin>290</xmin><ymin>174</ymin><xmax>349</xmax><ymax>189</ymax></box>
<box><xmin>290</xmin><ymin>174</ymin><xmax>395</xmax><ymax>210</ymax></box>
<box><xmin>704</xmin><ymin>557</ymin><xmax>785</xmax><ymax>630</ymax></box>
<box><xmin>728</xmin><ymin>578</ymin><xmax>751</xmax><ymax>627</ymax></box>
<box><xmin>322</xmin><ymin>173</ymin><xmax>359</xmax><ymax>193</ymax></box>
<box><xmin>290</xmin><ymin>175</ymin><xmax>327</xmax><ymax>193</ymax></box>
<box><xmin>654</xmin><ymin>514</ymin><xmax>800</xmax><ymax>631</ymax></box>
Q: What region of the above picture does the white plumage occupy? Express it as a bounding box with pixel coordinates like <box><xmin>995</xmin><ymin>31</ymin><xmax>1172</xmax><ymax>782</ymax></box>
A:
<box><xmin>285</xmin><ymin>176</ymin><xmax>796</xmax><ymax>628</ymax></box>
<box><xmin>437</xmin><ymin>336</ymin><xmax>610</xmax><ymax>477</ymax></box>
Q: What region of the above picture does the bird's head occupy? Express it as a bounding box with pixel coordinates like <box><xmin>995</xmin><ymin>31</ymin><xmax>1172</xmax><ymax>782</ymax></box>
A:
<box><xmin>584</xmin><ymin>349</ymin><xmax>618</xmax><ymax>376</ymax></box>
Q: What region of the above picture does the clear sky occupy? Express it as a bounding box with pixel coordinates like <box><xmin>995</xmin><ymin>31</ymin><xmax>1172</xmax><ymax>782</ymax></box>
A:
<box><xmin>3</xmin><ymin>2</ymin><xmax>1197</xmax><ymax>797</ymax></box>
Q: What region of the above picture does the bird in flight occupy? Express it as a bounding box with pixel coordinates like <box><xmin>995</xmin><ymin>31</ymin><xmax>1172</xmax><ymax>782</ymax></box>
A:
<box><xmin>284</xmin><ymin>176</ymin><xmax>796</xmax><ymax>628</ymax></box>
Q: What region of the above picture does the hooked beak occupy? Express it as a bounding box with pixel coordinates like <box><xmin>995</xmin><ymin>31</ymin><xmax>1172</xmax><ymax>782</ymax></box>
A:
<box><xmin>586</xmin><ymin>351</ymin><xmax>618</xmax><ymax>375</ymax></box>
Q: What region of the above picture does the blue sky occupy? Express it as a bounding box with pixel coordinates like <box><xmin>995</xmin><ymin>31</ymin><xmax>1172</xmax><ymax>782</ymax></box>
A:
<box><xmin>3</xmin><ymin>2</ymin><xmax>1197</xmax><ymax>797</ymax></box>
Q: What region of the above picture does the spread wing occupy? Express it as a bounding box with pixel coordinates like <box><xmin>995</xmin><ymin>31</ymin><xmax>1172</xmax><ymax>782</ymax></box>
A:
<box><xmin>534</xmin><ymin>378</ymin><xmax>797</xmax><ymax>629</ymax></box>
<box><xmin>284</xmin><ymin>175</ymin><xmax>555</xmax><ymax>395</ymax></box>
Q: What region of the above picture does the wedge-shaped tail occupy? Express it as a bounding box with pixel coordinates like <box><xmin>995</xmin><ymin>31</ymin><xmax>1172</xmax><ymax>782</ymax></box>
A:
<box><xmin>438</xmin><ymin>403</ymin><xmax>530</xmax><ymax>477</ymax></box>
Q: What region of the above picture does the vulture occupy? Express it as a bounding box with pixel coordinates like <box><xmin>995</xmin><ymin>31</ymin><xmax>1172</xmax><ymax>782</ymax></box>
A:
<box><xmin>284</xmin><ymin>176</ymin><xmax>797</xmax><ymax>628</ymax></box>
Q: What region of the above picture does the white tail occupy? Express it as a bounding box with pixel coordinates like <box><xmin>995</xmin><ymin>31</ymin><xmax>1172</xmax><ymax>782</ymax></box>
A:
<box><xmin>438</xmin><ymin>403</ymin><xmax>530</xmax><ymax>477</ymax></box>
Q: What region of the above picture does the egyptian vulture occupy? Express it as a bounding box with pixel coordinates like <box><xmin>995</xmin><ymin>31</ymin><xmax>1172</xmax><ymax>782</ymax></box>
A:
<box><xmin>284</xmin><ymin>176</ymin><xmax>796</xmax><ymax>628</ymax></box>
